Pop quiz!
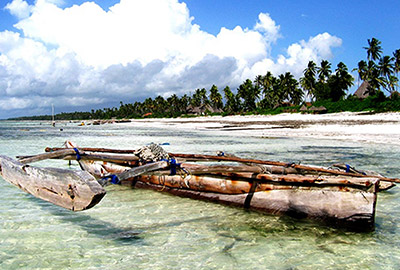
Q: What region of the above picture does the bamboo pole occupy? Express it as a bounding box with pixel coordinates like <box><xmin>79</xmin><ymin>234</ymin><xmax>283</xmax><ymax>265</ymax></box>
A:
<box><xmin>152</xmin><ymin>163</ymin><xmax>377</xmax><ymax>190</ymax></box>
<box><xmin>180</xmin><ymin>164</ymin><xmax>263</xmax><ymax>174</ymax></box>
<box><xmin>45</xmin><ymin>147</ymin><xmax>135</xmax><ymax>154</ymax></box>
<box><xmin>30</xmin><ymin>147</ymin><xmax>381</xmax><ymax>190</ymax></box>
<box><xmin>58</xmin><ymin>153</ymin><xmax>139</xmax><ymax>163</ymax></box>
<box><xmin>19</xmin><ymin>149</ymin><xmax>80</xmax><ymax>164</ymax></box>
<box><xmin>169</xmin><ymin>153</ymin><xmax>400</xmax><ymax>183</ymax></box>
<box><xmin>19</xmin><ymin>150</ymin><xmax>139</xmax><ymax>164</ymax></box>
<box><xmin>44</xmin><ymin>146</ymin><xmax>400</xmax><ymax>183</ymax></box>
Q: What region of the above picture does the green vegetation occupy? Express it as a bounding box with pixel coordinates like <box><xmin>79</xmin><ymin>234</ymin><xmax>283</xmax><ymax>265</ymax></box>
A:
<box><xmin>9</xmin><ymin>38</ymin><xmax>400</xmax><ymax>121</ymax></box>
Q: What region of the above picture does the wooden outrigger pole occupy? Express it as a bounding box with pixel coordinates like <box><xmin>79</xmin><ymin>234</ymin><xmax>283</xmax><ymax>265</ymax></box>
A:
<box><xmin>44</xmin><ymin>146</ymin><xmax>400</xmax><ymax>183</ymax></box>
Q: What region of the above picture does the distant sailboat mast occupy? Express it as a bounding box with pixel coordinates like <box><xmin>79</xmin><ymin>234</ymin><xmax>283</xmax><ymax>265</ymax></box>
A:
<box><xmin>52</xmin><ymin>104</ymin><xmax>55</xmax><ymax>127</ymax></box>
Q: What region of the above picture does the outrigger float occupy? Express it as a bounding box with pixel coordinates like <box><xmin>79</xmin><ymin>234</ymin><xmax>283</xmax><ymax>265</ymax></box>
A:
<box><xmin>1</xmin><ymin>141</ymin><xmax>399</xmax><ymax>231</ymax></box>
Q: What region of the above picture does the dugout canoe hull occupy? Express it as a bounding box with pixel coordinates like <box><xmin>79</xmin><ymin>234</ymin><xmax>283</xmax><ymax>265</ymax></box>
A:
<box><xmin>130</xmin><ymin>174</ymin><xmax>378</xmax><ymax>231</ymax></box>
<box><xmin>0</xmin><ymin>155</ymin><xmax>106</xmax><ymax>211</ymax></box>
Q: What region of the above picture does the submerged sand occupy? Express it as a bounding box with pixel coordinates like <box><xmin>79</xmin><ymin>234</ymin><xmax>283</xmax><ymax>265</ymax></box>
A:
<box><xmin>121</xmin><ymin>112</ymin><xmax>400</xmax><ymax>145</ymax></box>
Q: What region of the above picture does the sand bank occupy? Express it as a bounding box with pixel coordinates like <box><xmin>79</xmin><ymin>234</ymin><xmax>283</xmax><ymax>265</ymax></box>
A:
<box><xmin>121</xmin><ymin>112</ymin><xmax>400</xmax><ymax>145</ymax></box>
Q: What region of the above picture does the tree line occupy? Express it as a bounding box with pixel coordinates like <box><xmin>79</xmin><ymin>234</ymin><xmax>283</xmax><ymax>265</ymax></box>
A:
<box><xmin>10</xmin><ymin>38</ymin><xmax>400</xmax><ymax>121</ymax></box>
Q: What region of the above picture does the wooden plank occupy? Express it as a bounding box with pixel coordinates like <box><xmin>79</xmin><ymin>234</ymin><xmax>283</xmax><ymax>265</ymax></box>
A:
<box><xmin>0</xmin><ymin>155</ymin><xmax>106</xmax><ymax>211</ymax></box>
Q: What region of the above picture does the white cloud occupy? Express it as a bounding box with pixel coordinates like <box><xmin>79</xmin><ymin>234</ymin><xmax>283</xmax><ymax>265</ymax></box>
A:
<box><xmin>246</xmin><ymin>33</ymin><xmax>342</xmax><ymax>78</ymax></box>
<box><xmin>0</xmin><ymin>0</ymin><xmax>343</xmax><ymax>118</ymax></box>
<box><xmin>5</xmin><ymin>0</ymin><xmax>32</xmax><ymax>19</ymax></box>
<box><xmin>254</xmin><ymin>13</ymin><xmax>281</xmax><ymax>43</ymax></box>
<box><xmin>0</xmin><ymin>97</ymin><xmax>32</xmax><ymax>110</ymax></box>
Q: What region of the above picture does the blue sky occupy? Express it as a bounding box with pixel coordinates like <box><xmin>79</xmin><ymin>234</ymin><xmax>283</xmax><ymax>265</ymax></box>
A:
<box><xmin>0</xmin><ymin>0</ymin><xmax>399</xmax><ymax>119</ymax></box>
<box><xmin>186</xmin><ymin>0</ymin><xmax>400</xmax><ymax>63</ymax></box>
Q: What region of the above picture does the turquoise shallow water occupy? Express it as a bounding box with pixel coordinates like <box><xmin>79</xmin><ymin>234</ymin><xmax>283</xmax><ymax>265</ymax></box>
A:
<box><xmin>0</xmin><ymin>120</ymin><xmax>400</xmax><ymax>269</ymax></box>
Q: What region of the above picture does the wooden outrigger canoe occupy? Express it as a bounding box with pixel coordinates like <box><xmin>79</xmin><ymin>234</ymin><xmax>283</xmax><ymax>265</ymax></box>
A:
<box><xmin>2</xmin><ymin>141</ymin><xmax>399</xmax><ymax>231</ymax></box>
<box><xmin>0</xmin><ymin>155</ymin><xmax>106</xmax><ymax>211</ymax></box>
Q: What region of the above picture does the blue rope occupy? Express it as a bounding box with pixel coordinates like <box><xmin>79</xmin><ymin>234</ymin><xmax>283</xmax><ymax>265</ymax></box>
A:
<box><xmin>73</xmin><ymin>148</ymin><xmax>81</xmax><ymax>161</ymax></box>
<box><xmin>170</xmin><ymin>158</ymin><xmax>178</xmax><ymax>175</ymax></box>
<box><xmin>161</xmin><ymin>158</ymin><xmax>181</xmax><ymax>175</ymax></box>
<box><xmin>102</xmin><ymin>174</ymin><xmax>120</xmax><ymax>184</ymax></box>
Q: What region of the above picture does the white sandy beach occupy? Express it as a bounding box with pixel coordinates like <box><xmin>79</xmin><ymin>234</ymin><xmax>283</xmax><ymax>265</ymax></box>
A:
<box><xmin>121</xmin><ymin>112</ymin><xmax>400</xmax><ymax>145</ymax></box>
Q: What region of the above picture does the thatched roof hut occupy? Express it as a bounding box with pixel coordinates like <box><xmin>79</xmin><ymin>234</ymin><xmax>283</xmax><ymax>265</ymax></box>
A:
<box><xmin>354</xmin><ymin>81</ymin><xmax>371</xmax><ymax>99</ymax></box>
<box><xmin>300</xmin><ymin>105</ymin><xmax>308</xmax><ymax>112</ymax></box>
<box><xmin>186</xmin><ymin>104</ymin><xmax>223</xmax><ymax>115</ymax></box>
<box><xmin>308</xmin><ymin>106</ymin><xmax>327</xmax><ymax>114</ymax></box>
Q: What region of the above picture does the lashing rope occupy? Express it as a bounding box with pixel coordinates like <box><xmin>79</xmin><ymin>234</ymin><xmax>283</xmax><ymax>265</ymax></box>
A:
<box><xmin>73</xmin><ymin>148</ymin><xmax>81</xmax><ymax>161</ymax></box>
<box><xmin>101</xmin><ymin>174</ymin><xmax>120</xmax><ymax>185</ymax></box>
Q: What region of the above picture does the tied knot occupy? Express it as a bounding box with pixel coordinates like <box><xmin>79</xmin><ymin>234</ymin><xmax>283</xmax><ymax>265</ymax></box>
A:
<box><xmin>73</xmin><ymin>148</ymin><xmax>81</xmax><ymax>161</ymax></box>
<box><xmin>161</xmin><ymin>158</ymin><xmax>181</xmax><ymax>176</ymax></box>
<box><xmin>101</xmin><ymin>174</ymin><xmax>120</xmax><ymax>185</ymax></box>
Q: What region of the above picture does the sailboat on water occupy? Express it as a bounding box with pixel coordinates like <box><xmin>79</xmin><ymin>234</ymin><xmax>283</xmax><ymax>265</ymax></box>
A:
<box><xmin>52</xmin><ymin>104</ymin><xmax>55</xmax><ymax>127</ymax></box>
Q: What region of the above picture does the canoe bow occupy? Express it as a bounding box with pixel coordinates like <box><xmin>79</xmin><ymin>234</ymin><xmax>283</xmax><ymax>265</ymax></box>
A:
<box><xmin>0</xmin><ymin>155</ymin><xmax>106</xmax><ymax>211</ymax></box>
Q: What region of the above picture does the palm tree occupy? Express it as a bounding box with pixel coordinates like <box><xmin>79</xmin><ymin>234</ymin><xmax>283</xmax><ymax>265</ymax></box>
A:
<box><xmin>277</xmin><ymin>74</ymin><xmax>289</xmax><ymax>103</ymax></box>
<box><xmin>363</xmin><ymin>59</ymin><xmax>385</xmax><ymax>93</ymax></box>
<box><xmin>368</xmin><ymin>65</ymin><xmax>385</xmax><ymax>92</ymax></box>
<box><xmin>254</xmin><ymin>75</ymin><xmax>263</xmax><ymax>91</ymax></box>
<box><xmin>166</xmin><ymin>94</ymin><xmax>179</xmax><ymax>114</ymax></box>
<box><xmin>327</xmin><ymin>62</ymin><xmax>354</xmax><ymax>101</ymax></box>
<box><xmin>300</xmin><ymin>60</ymin><xmax>317</xmax><ymax>101</ymax></box>
<box><xmin>352</xmin><ymin>60</ymin><xmax>368</xmax><ymax>87</ymax></box>
<box><xmin>282</xmin><ymin>72</ymin><xmax>303</xmax><ymax>105</ymax></box>
<box><xmin>336</xmin><ymin>62</ymin><xmax>354</xmax><ymax>89</ymax></box>
<box><xmin>155</xmin><ymin>95</ymin><xmax>167</xmax><ymax>114</ymax></box>
<box><xmin>179</xmin><ymin>94</ymin><xmax>191</xmax><ymax>112</ymax></box>
<box><xmin>223</xmin><ymin>86</ymin><xmax>240</xmax><ymax>113</ymax></box>
<box><xmin>255</xmin><ymin>72</ymin><xmax>276</xmax><ymax>109</ymax></box>
<box><xmin>317</xmin><ymin>60</ymin><xmax>332</xmax><ymax>83</ymax></box>
<box><xmin>387</xmin><ymin>75</ymin><xmax>399</xmax><ymax>94</ymax></box>
<box><xmin>237</xmin><ymin>79</ymin><xmax>259</xmax><ymax>111</ymax></box>
<box><xmin>191</xmin><ymin>89</ymin><xmax>203</xmax><ymax>107</ymax></box>
<box><xmin>379</xmin><ymin>55</ymin><xmax>395</xmax><ymax>93</ymax></box>
<box><xmin>199</xmin><ymin>88</ymin><xmax>209</xmax><ymax>106</ymax></box>
<box><xmin>393</xmin><ymin>49</ymin><xmax>400</xmax><ymax>91</ymax></box>
<box><xmin>364</xmin><ymin>38</ymin><xmax>383</xmax><ymax>62</ymax></box>
<box><xmin>209</xmin><ymin>85</ymin><xmax>223</xmax><ymax>109</ymax></box>
<box><xmin>143</xmin><ymin>98</ymin><xmax>155</xmax><ymax>114</ymax></box>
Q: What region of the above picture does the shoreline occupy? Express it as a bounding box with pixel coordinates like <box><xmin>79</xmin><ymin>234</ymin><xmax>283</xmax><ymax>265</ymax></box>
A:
<box><xmin>120</xmin><ymin>112</ymin><xmax>400</xmax><ymax>145</ymax></box>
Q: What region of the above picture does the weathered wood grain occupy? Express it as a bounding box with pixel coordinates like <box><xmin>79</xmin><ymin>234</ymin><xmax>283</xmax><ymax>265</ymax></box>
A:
<box><xmin>117</xmin><ymin>161</ymin><xmax>169</xmax><ymax>181</ymax></box>
<box><xmin>132</xmin><ymin>178</ymin><xmax>378</xmax><ymax>231</ymax></box>
<box><xmin>0</xmin><ymin>155</ymin><xmax>106</xmax><ymax>211</ymax></box>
